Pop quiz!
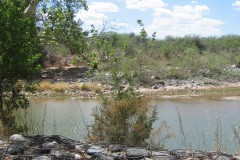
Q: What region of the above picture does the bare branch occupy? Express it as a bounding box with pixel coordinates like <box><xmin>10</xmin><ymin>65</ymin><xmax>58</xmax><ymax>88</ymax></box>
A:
<box><xmin>24</xmin><ymin>0</ymin><xmax>41</xmax><ymax>17</ymax></box>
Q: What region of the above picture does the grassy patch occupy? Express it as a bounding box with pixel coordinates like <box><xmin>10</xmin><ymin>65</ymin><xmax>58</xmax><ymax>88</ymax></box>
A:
<box><xmin>80</xmin><ymin>83</ymin><xmax>101</xmax><ymax>93</ymax></box>
<box><xmin>52</xmin><ymin>82</ymin><xmax>69</xmax><ymax>93</ymax></box>
<box><xmin>70</xmin><ymin>83</ymin><xmax>82</xmax><ymax>90</ymax></box>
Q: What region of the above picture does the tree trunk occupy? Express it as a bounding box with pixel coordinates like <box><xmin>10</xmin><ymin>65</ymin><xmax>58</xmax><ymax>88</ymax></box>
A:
<box><xmin>24</xmin><ymin>0</ymin><xmax>41</xmax><ymax>17</ymax></box>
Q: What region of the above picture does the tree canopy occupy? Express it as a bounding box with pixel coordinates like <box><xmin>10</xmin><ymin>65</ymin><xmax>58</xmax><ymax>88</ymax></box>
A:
<box><xmin>0</xmin><ymin>0</ymin><xmax>88</xmax><ymax>135</ymax></box>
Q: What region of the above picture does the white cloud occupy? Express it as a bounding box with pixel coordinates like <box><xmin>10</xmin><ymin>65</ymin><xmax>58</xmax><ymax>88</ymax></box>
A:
<box><xmin>75</xmin><ymin>2</ymin><xmax>127</xmax><ymax>30</ymax></box>
<box><xmin>191</xmin><ymin>0</ymin><xmax>198</xmax><ymax>4</ymax></box>
<box><xmin>125</xmin><ymin>0</ymin><xmax>167</xmax><ymax>11</ymax></box>
<box><xmin>90</xmin><ymin>2</ymin><xmax>119</xmax><ymax>12</ymax></box>
<box><xmin>232</xmin><ymin>0</ymin><xmax>240</xmax><ymax>10</ymax></box>
<box><xmin>77</xmin><ymin>9</ymin><xmax>107</xmax><ymax>27</ymax></box>
<box><xmin>145</xmin><ymin>5</ymin><xmax>224</xmax><ymax>38</ymax></box>
<box><xmin>195</xmin><ymin>5</ymin><xmax>210</xmax><ymax>13</ymax></box>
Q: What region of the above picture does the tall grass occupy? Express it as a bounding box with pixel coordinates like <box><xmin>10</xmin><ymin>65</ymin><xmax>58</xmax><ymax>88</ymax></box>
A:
<box><xmin>176</xmin><ymin>107</ymin><xmax>187</xmax><ymax>146</ymax></box>
<box><xmin>148</xmin><ymin>120</ymin><xmax>175</xmax><ymax>149</ymax></box>
<box><xmin>38</xmin><ymin>80</ymin><xmax>52</xmax><ymax>91</ymax></box>
<box><xmin>174</xmin><ymin>107</ymin><xmax>233</xmax><ymax>153</ymax></box>
<box><xmin>52</xmin><ymin>82</ymin><xmax>69</xmax><ymax>92</ymax></box>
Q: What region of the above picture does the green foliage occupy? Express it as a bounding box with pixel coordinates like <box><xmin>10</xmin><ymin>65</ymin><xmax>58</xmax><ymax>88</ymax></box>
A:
<box><xmin>0</xmin><ymin>0</ymin><xmax>89</xmax><ymax>135</ymax></box>
<box><xmin>167</xmin><ymin>67</ymin><xmax>185</xmax><ymax>79</ymax></box>
<box><xmin>39</xmin><ymin>0</ymin><xmax>88</xmax><ymax>55</ymax></box>
<box><xmin>0</xmin><ymin>0</ymin><xmax>41</xmax><ymax>81</ymax></box>
<box><xmin>0</xmin><ymin>0</ymin><xmax>41</xmax><ymax>135</ymax></box>
<box><xmin>1</xmin><ymin>81</ymin><xmax>30</xmax><ymax>135</ymax></box>
<box><xmin>89</xmin><ymin>32</ymin><xmax>240</xmax><ymax>81</ymax></box>
<box><xmin>234</xmin><ymin>54</ymin><xmax>240</xmax><ymax>67</ymax></box>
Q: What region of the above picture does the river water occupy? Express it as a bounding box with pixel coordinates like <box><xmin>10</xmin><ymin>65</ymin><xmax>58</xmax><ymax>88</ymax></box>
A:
<box><xmin>22</xmin><ymin>95</ymin><xmax>240</xmax><ymax>153</ymax></box>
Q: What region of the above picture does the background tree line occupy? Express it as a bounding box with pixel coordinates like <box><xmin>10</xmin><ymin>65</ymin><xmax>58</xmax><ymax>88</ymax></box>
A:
<box><xmin>80</xmin><ymin>33</ymin><xmax>240</xmax><ymax>82</ymax></box>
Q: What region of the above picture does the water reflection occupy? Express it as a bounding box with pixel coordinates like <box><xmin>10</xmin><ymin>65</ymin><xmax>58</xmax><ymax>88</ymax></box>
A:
<box><xmin>20</xmin><ymin>96</ymin><xmax>240</xmax><ymax>153</ymax></box>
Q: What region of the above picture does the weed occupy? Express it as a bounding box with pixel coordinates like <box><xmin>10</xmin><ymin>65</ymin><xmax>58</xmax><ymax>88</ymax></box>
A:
<box><xmin>148</xmin><ymin>120</ymin><xmax>175</xmax><ymax>149</ymax></box>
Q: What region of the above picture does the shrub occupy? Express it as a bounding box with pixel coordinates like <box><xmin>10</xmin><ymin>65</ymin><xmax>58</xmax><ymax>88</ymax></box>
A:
<box><xmin>90</xmin><ymin>54</ymin><xmax>157</xmax><ymax>145</ymax></box>
<box><xmin>91</xmin><ymin>91</ymin><xmax>157</xmax><ymax>145</ymax></box>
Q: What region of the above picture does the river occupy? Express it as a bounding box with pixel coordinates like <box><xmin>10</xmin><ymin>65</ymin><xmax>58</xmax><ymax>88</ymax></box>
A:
<box><xmin>19</xmin><ymin>95</ymin><xmax>240</xmax><ymax>153</ymax></box>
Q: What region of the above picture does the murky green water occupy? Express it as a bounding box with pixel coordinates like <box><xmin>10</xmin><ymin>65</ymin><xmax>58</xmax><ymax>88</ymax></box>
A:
<box><xmin>22</xmin><ymin>95</ymin><xmax>240</xmax><ymax>153</ymax></box>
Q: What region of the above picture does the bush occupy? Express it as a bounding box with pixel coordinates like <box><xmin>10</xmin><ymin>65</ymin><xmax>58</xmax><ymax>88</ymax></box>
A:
<box><xmin>91</xmin><ymin>91</ymin><xmax>157</xmax><ymax>145</ymax></box>
<box><xmin>90</xmin><ymin>54</ymin><xmax>157</xmax><ymax>145</ymax></box>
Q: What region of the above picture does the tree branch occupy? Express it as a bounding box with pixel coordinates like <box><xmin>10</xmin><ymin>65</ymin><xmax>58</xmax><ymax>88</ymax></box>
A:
<box><xmin>24</xmin><ymin>0</ymin><xmax>41</xmax><ymax>17</ymax></box>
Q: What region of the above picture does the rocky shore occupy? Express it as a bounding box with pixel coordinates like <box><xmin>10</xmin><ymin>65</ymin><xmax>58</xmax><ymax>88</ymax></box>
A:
<box><xmin>27</xmin><ymin>65</ymin><xmax>240</xmax><ymax>99</ymax></box>
<box><xmin>1</xmin><ymin>134</ymin><xmax>239</xmax><ymax>160</ymax></box>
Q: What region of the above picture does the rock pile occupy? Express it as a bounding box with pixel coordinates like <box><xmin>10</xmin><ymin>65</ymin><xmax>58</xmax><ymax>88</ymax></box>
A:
<box><xmin>0</xmin><ymin>134</ymin><xmax>239</xmax><ymax>160</ymax></box>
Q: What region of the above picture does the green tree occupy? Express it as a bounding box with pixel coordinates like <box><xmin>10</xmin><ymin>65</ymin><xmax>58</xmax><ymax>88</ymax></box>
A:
<box><xmin>0</xmin><ymin>0</ymin><xmax>41</xmax><ymax>134</ymax></box>
<box><xmin>0</xmin><ymin>0</ymin><xmax>88</xmax><ymax>135</ymax></box>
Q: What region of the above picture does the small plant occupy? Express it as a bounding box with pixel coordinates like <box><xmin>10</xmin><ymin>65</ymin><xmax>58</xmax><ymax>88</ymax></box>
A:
<box><xmin>167</xmin><ymin>67</ymin><xmax>185</xmax><ymax>79</ymax></box>
<box><xmin>80</xmin><ymin>83</ymin><xmax>92</xmax><ymax>91</ymax></box>
<box><xmin>71</xmin><ymin>56</ymin><xmax>80</xmax><ymax>66</ymax></box>
<box><xmin>25</xmin><ymin>83</ymin><xmax>38</xmax><ymax>93</ymax></box>
<box><xmin>232</xmin><ymin>54</ymin><xmax>240</xmax><ymax>68</ymax></box>
<box><xmin>148</xmin><ymin>120</ymin><xmax>175</xmax><ymax>149</ymax></box>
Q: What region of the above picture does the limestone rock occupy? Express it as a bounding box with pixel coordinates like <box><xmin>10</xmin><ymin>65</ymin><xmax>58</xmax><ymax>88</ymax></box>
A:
<box><xmin>9</xmin><ymin>134</ymin><xmax>26</xmax><ymax>142</ymax></box>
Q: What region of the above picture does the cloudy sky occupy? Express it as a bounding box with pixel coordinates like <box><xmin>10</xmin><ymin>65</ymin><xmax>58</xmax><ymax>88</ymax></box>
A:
<box><xmin>75</xmin><ymin>0</ymin><xmax>240</xmax><ymax>38</ymax></box>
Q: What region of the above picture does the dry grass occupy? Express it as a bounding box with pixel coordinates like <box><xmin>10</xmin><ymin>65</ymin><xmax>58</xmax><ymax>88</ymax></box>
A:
<box><xmin>38</xmin><ymin>81</ymin><xmax>52</xmax><ymax>91</ymax></box>
<box><xmin>80</xmin><ymin>83</ymin><xmax>101</xmax><ymax>93</ymax></box>
<box><xmin>0</xmin><ymin>122</ymin><xmax>4</xmax><ymax>138</ymax></box>
<box><xmin>52</xmin><ymin>82</ymin><xmax>69</xmax><ymax>92</ymax></box>
<box><xmin>70</xmin><ymin>83</ymin><xmax>82</xmax><ymax>90</ymax></box>
<box><xmin>37</xmin><ymin>81</ymin><xmax>101</xmax><ymax>93</ymax></box>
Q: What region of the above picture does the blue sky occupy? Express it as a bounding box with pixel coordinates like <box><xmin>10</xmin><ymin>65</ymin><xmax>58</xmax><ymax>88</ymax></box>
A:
<box><xmin>75</xmin><ymin>0</ymin><xmax>240</xmax><ymax>38</ymax></box>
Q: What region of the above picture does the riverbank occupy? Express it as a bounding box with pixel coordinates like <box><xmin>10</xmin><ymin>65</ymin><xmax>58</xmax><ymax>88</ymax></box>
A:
<box><xmin>26</xmin><ymin>79</ymin><xmax>240</xmax><ymax>100</ymax></box>
<box><xmin>24</xmin><ymin>65</ymin><xmax>240</xmax><ymax>99</ymax></box>
<box><xmin>1</xmin><ymin>134</ymin><xmax>240</xmax><ymax>160</ymax></box>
